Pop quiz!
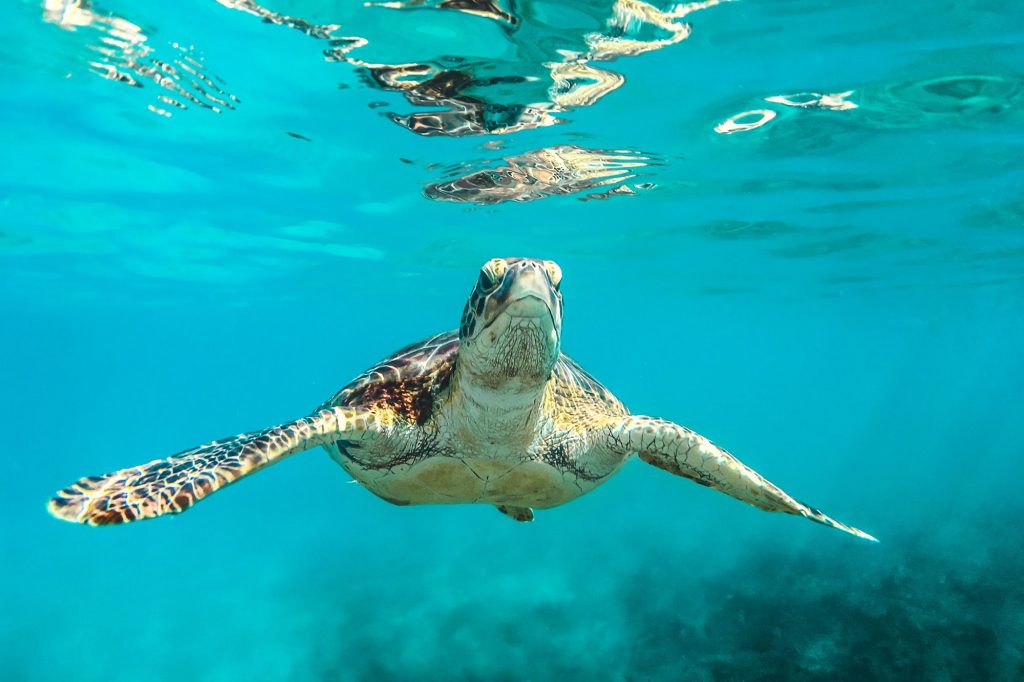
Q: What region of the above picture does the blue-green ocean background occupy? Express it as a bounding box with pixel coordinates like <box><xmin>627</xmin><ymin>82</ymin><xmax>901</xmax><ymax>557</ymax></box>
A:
<box><xmin>2</xmin><ymin>0</ymin><xmax>1024</xmax><ymax>679</ymax></box>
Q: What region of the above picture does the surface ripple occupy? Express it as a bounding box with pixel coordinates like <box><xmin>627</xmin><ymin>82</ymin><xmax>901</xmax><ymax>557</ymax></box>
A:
<box><xmin>42</xmin><ymin>0</ymin><xmax>239</xmax><ymax>116</ymax></box>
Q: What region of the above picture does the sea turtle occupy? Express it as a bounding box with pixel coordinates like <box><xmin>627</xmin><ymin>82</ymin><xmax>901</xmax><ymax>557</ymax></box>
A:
<box><xmin>48</xmin><ymin>257</ymin><xmax>876</xmax><ymax>541</ymax></box>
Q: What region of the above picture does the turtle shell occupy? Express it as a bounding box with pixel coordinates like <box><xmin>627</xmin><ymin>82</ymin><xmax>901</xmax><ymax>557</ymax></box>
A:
<box><xmin>318</xmin><ymin>330</ymin><xmax>460</xmax><ymax>426</ymax></box>
<box><xmin>318</xmin><ymin>327</ymin><xmax>627</xmax><ymax>430</ymax></box>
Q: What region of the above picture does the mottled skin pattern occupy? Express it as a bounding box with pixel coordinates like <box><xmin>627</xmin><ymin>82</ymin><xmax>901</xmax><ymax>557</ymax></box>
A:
<box><xmin>48</xmin><ymin>257</ymin><xmax>875</xmax><ymax>541</ymax></box>
<box><xmin>49</xmin><ymin>408</ymin><xmax>378</xmax><ymax>525</ymax></box>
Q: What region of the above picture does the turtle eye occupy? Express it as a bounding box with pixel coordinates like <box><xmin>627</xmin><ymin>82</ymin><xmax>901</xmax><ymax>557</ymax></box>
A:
<box><xmin>478</xmin><ymin>268</ymin><xmax>498</xmax><ymax>292</ymax></box>
<box><xmin>478</xmin><ymin>259</ymin><xmax>507</xmax><ymax>293</ymax></box>
<box><xmin>488</xmin><ymin>258</ymin><xmax>508</xmax><ymax>278</ymax></box>
<box><xmin>544</xmin><ymin>261</ymin><xmax>562</xmax><ymax>289</ymax></box>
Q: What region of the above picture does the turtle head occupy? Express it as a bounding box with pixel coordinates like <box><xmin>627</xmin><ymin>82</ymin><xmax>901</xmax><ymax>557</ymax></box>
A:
<box><xmin>457</xmin><ymin>257</ymin><xmax>563</xmax><ymax>391</ymax></box>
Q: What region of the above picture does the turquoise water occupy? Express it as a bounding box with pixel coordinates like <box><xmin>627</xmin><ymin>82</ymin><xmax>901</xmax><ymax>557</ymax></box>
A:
<box><xmin>3</xmin><ymin>0</ymin><xmax>1024</xmax><ymax>678</ymax></box>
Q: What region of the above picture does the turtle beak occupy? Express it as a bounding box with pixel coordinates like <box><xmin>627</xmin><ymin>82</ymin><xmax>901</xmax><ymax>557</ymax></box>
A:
<box><xmin>489</xmin><ymin>261</ymin><xmax>561</xmax><ymax>337</ymax></box>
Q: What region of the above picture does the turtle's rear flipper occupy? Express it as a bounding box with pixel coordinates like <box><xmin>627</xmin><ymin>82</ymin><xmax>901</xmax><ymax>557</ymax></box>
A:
<box><xmin>48</xmin><ymin>407</ymin><xmax>377</xmax><ymax>526</ymax></box>
<box><xmin>496</xmin><ymin>505</ymin><xmax>534</xmax><ymax>522</ymax></box>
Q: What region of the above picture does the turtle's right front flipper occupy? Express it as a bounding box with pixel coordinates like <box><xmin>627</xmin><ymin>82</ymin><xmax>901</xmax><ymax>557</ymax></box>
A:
<box><xmin>605</xmin><ymin>416</ymin><xmax>877</xmax><ymax>542</ymax></box>
<box><xmin>48</xmin><ymin>407</ymin><xmax>379</xmax><ymax>526</ymax></box>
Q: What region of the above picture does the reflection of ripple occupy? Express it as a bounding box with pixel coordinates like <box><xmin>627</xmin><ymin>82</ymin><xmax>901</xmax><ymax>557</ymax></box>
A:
<box><xmin>424</xmin><ymin>145</ymin><xmax>657</xmax><ymax>204</ymax></box>
<box><xmin>214</xmin><ymin>0</ymin><xmax>342</xmax><ymax>39</ymax></box>
<box><xmin>42</xmin><ymin>0</ymin><xmax>238</xmax><ymax>117</ymax></box>
<box><xmin>864</xmin><ymin>74</ymin><xmax>1023</xmax><ymax>127</ymax></box>
<box><xmin>212</xmin><ymin>0</ymin><xmax>729</xmax><ymax>137</ymax></box>
<box><xmin>376</xmin><ymin>0</ymin><xmax>731</xmax><ymax>136</ymax></box>
<box><xmin>714</xmin><ymin>74</ymin><xmax>1023</xmax><ymax>139</ymax></box>
<box><xmin>714</xmin><ymin>109</ymin><xmax>776</xmax><ymax>134</ymax></box>
<box><xmin>715</xmin><ymin>91</ymin><xmax>855</xmax><ymax>135</ymax></box>
<box><xmin>364</xmin><ymin>0</ymin><xmax>518</xmax><ymax>27</ymax></box>
<box><xmin>358</xmin><ymin>63</ymin><xmax>565</xmax><ymax>137</ymax></box>
<box><xmin>764</xmin><ymin>91</ymin><xmax>857</xmax><ymax>111</ymax></box>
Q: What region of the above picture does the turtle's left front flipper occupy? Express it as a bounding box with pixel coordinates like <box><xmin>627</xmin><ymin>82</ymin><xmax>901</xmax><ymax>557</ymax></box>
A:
<box><xmin>48</xmin><ymin>407</ymin><xmax>379</xmax><ymax>526</ymax></box>
<box><xmin>606</xmin><ymin>416</ymin><xmax>876</xmax><ymax>541</ymax></box>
